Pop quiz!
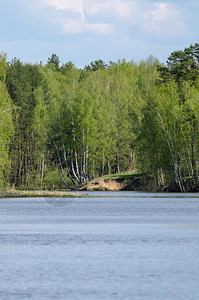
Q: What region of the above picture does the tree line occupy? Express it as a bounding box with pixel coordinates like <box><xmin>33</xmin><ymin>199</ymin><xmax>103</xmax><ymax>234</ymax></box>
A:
<box><xmin>1</xmin><ymin>43</ymin><xmax>199</xmax><ymax>192</ymax></box>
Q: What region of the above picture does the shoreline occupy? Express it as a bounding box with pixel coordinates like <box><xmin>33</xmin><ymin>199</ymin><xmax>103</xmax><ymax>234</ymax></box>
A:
<box><xmin>2</xmin><ymin>172</ymin><xmax>199</xmax><ymax>197</ymax></box>
<box><xmin>0</xmin><ymin>190</ymin><xmax>88</xmax><ymax>199</ymax></box>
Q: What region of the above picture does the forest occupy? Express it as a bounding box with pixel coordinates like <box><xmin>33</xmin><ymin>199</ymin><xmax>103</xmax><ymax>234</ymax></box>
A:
<box><xmin>1</xmin><ymin>43</ymin><xmax>199</xmax><ymax>192</ymax></box>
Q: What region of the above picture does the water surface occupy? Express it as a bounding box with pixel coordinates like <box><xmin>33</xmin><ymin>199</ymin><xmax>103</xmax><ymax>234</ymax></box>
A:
<box><xmin>0</xmin><ymin>192</ymin><xmax>199</xmax><ymax>299</ymax></box>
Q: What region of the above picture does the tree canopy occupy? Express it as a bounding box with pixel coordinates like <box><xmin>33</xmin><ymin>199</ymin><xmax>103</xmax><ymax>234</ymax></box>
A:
<box><xmin>1</xmin><ymin>44</ymin><xmax>199</xmax><ymax>191</ymax></box>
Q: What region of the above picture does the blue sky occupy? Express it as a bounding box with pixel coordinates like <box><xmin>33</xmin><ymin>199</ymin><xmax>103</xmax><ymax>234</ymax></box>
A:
<box><xmin>0</xmin><ymin>0</ymin><xmax>198</xmax><ymax>67</ymax></box>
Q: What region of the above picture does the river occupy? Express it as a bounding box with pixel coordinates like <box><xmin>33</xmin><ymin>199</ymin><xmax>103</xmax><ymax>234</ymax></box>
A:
<box><xmin>0</xmin><ymin>191</ymin><xmax>199</xmax><ymax>299</ymax></box>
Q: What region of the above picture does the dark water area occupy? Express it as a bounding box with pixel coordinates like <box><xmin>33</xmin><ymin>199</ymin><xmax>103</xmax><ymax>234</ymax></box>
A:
<box><xmin>0</xmin><ymin>192</ymin><xmax>199</xmax><ymax>299</ymax></box>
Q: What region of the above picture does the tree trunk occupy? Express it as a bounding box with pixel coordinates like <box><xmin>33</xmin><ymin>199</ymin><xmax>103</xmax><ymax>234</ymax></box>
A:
<box><xmin>115</xmin><ymin>152</ymin><xmax>120</xmax><ymax>174</ymax></box>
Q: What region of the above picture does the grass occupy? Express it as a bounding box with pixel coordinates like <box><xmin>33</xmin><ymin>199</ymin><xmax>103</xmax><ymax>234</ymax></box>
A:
<box><xmin>99</xmin><ymin>170</ymin><xmax>142</xmax><ymax>180</ymax></box>
<box><xmin>0</xmin><ymin>189</ymin><xmax>88</xmax><ymax>198</ymax></box>
<box><xmin>118</xmin><ymin>173</ymin><xmax>141</xmax><ymax>179</ymax></box>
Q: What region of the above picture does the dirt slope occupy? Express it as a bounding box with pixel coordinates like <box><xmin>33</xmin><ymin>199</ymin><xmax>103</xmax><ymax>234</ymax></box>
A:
<box><xmin>86</xmin><ymin>174</ymin><xmax>155</xmax><ymax>191</ymax></box>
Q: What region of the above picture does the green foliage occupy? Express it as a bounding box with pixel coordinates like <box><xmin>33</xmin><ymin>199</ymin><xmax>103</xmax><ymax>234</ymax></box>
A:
<box><xmin>84</xmin><ymin>59</ymin><xmax>108</xmax><ymax>72</ymax></box>
<box><xmin>158</xmin><ymin>43</ymin><xmax>199</xmax><ymax>89</ymax></box>
<box><xmin>0</xmin><ymin>52</ymin><xmax>8</xmax><ymax>82</ymax></box>
<box><xmin>47</xmin><ymin>54</ymin><xmax>60</xmax><ymax>71</ymax></box>
<box><xmin>6</xmin><ymin>59</ymin><xmax>42</xmax><ymax>187</ymax></box>
<box><xmin>2</xmin><ymin>44</ymin><xmax>199</xmax><ymax>191</ymax></box>
<box><xmin>137</xmin><ymin>46</ymin><xmax>199</xmax><ymax>191</ymax></box>
<box><xmin>0</xmin><ymin>55</ymin><xmax>14</xmax><ymax>187</ymax></box>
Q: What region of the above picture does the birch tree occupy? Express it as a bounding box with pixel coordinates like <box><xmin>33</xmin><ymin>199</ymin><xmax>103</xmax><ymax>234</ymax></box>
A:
<box><xmin>0</xmin><ymin>54</ymin><xmax>14</xmax><ymax>187</ymax></box>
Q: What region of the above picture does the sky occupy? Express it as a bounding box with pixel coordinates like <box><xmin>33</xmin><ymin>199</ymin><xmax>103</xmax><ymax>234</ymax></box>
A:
<box><xmin>0</xmin><ymin>0</ymin><xmax>198</xmax><ymax>67</ymax></box>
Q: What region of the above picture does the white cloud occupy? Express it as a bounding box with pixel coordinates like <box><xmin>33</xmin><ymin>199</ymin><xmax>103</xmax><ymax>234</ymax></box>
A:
<box><xmin>85</xmin><ymin>23</ymin><xmax>114</xmax><ymax>35</ymax></box>
<box><xmin>143</xmin><ymin>2</ymin><xmax>186</xmax><ymax>38</ymax></box>
<box><xmin>114</xmin><ymin>0</ymin><xmax>135</xmax><ymax>19</ymax></box>
<box><xmin>34</xmin><ymin>0</ymin><xmax>114</xmax><ymax>35</ymax></box>
<box><xmin>29</xmin><ymin>0</ymin><xmax>186</xmax><ymax>39</ymax></box>
<box><xmin>85</xmin><ymin>0</ymin><xmax>135</xmax><ymax>20</ymax></box>
<box><xmin>145</xmin><ymin>3</ymin><xmax>173</xmax><ymax>21</ymax></box>
<box><xmin>44</xmin><ymin>0</ymin><xmax>84</xmax><ymax>17</ymax></box>
<box><xmin>60</xmin><ymin>18</ymin><xmax>113</xmax><ymax>35</ymax></box>
<box><xmin>85</xmin><ymin>1</ymin><xmax>109</xmax><ymax>17</ymax></box>
<box><xmin>60</xmin><ymin>19</ymin><xmax>84</xmax><ymax>35</ymax></box>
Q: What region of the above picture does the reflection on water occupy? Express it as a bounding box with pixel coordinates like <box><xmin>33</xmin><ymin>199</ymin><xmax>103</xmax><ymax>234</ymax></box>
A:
<box><xmin>0</xmin><ymin>192</ymin><xmax>199</xmax><ymax>299</ymax></box>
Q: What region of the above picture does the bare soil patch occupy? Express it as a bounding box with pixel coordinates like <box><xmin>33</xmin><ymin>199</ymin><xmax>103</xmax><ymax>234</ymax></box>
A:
<box><xmin>86</xmin><ymin>174</ymin><xmax>155</xmax><ymax>191</ymax></box>
<box><xmin>87</xmin><ymin>177</ymin><xmax>125</xmax><ymax>191</ymax></box>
